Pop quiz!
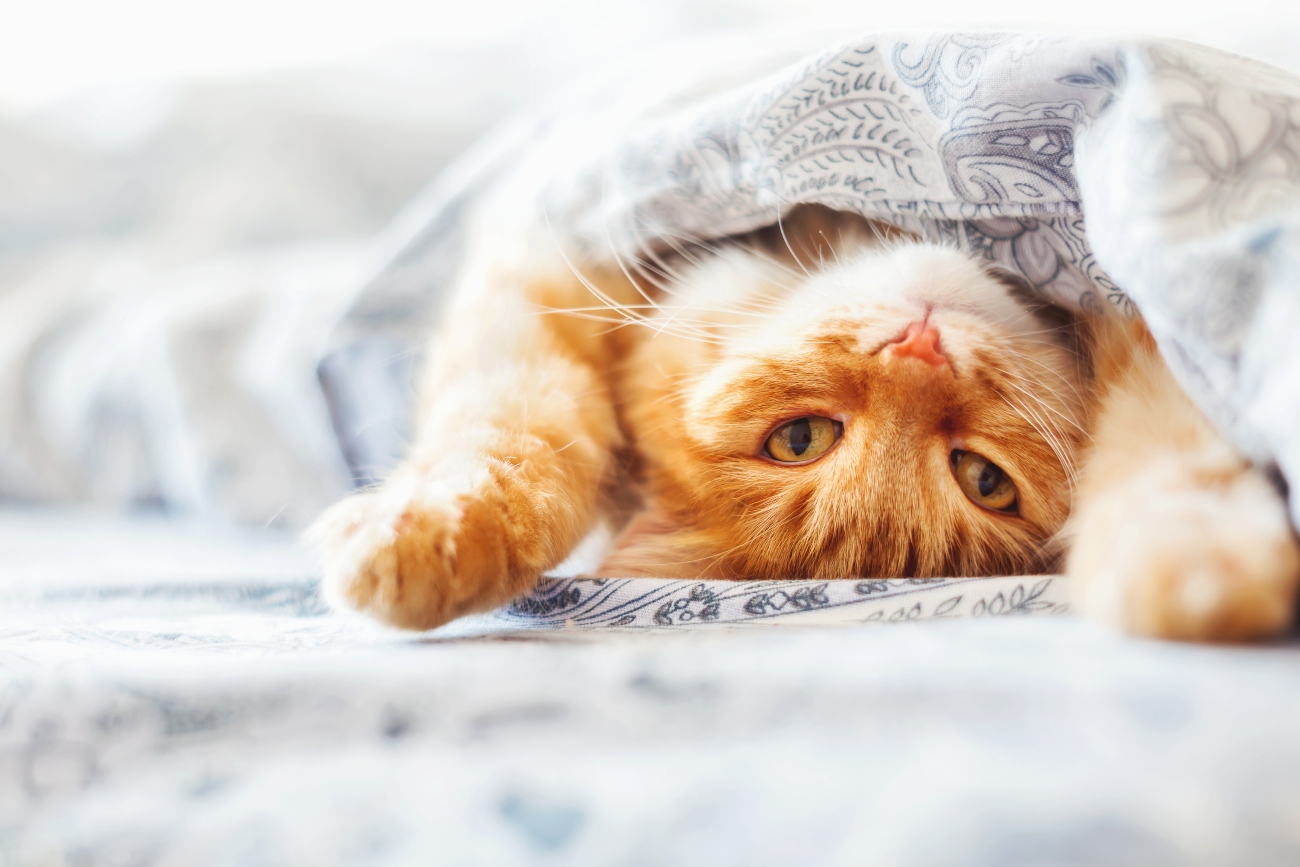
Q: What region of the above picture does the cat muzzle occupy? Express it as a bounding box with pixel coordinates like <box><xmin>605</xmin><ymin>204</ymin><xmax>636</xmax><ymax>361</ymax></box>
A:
<box><xmin>882</xmin><ymin>320</ymin><xmax>948</xmax><ymax>368</ymax></box>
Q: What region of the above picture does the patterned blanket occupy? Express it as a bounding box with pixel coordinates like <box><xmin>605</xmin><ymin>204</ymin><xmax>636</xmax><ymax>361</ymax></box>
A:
<box><xmin>324</xmin><ymin>34</ymin><xmax>1300</xmax><ymax>530</ymax></box>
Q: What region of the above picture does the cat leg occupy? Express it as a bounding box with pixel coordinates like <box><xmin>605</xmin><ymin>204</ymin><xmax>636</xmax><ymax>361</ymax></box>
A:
<box><xmin>309</xmin><ymin>235</ymin><xmax>629</xmax><ymax>630</ymax></box>
<box><xmin>1067</xmin><ymin>324</ymin><xmax>1300</xmax><ymax>641</ymax></box>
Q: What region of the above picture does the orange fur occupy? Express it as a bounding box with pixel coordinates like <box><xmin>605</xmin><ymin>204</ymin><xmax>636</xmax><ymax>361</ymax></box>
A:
<box><xmin>311</xmin><ymin>206</ymin><xmax>1300</xmax><ymax>641</ymax></box>
<box><xmin>603</xmin><ymin>241</ymin><xmax>1083</xmax><ymax>580</ymax></box>
<box><xmin>1066</xmin><ymin>316</ymin><xmax>1300</xmax><ymax>641</ymax></box>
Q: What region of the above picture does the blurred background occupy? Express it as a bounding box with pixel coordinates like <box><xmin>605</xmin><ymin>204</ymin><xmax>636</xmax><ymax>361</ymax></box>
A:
<box><xmin>3</xmin><ymin>0</ymin><xmax>1299</xmax><ymax>530</ymax></box>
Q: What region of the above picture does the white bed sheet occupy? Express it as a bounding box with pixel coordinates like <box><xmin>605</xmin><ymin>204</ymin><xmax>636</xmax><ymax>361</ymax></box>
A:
<box><xmin>2</xmin><ymin>510</ymin><xmax>1299</xmax><ymax>866</ymax></box>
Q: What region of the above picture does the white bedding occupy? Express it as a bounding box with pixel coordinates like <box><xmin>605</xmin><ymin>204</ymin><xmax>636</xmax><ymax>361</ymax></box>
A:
<box><xmin>3</xmin><ymin>510</ymin><xmax>1300</xmax><ymax>866</ymax></box>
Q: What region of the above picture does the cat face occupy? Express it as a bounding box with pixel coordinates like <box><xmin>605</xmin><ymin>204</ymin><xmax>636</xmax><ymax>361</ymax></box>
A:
<box><xmin>606</xmin><ymin>240</ymin><xmax>1088</xmax><ymax>580</ymax></box>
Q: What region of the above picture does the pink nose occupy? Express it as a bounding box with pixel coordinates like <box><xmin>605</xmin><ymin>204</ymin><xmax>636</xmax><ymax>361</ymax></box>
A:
<box><xmin>884</xmin><ymin>321</ymin><xmax>947</xmax><ymax>367</ymax></box>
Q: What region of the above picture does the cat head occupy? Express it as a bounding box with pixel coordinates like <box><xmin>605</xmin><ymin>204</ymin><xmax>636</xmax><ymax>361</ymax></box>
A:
<box><xmin>602</xmin><ymin>222</ymin><xmax>1089</xmax><ymax>580</ymax></box>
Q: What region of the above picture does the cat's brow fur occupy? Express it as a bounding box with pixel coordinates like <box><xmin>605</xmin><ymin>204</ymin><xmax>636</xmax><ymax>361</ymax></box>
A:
<box><xmin>311</xmin><ymin>205</ymin><xmax>1300</xmax><ymax>642</ymax></box>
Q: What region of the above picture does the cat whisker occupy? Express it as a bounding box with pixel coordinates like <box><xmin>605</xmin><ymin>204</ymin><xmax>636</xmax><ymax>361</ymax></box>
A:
<box><xmin>995</xmin><ymin>347</ymin><xmax>1089</xmax><ymax>408</ymax></box>
<box><xmin>775</xmin><ymin>208</ymin><xmax>817</xmax><ymax>281</ymax></box>
<box><xmin>542</xmin><ymin>234</ymin><xmax>643</xmax><ymax>327</ymax></box>
<box><xmin>999</xmin><ymin>392</ymin><xmax>1079</xmax><ymax>488</ymax></box>
<box><xmin>594</xmin><ymin>170</ymin><xmax>672</xmax><ymax>311</ymax></box>
<box><xmin>645</xmin><ymin>220</ymin><xmax>810</xmax><ymax>283</ymax></box>
<box><xmin>999</xmin><ymin>375</ymin><xmax>1079</xmax><ymax>443</ymax></box>
<box><xmin>998</xmin><ymin>364</ymin><xmax>1088</xmax><ymax>429</ymax></box>
<box><xmin>640</xmin><ymin>228</ymin><xmax>804</xmax><ymax>310</ymax></box>
<box><xmin>993</xmin><ymin>358</ymin><xmax>1086</xmax><ymax>413</ymax></box>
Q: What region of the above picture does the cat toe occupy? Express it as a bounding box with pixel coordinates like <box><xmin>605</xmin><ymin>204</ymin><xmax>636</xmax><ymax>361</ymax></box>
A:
<box><xmin>1069</xmin><ymin>472</ymin><xmax>1300</xmax><ymax>642</ymax></box>
<box><xmin>308</xmin><ymin>488</ymin><xmax>474</xmax><ymax>630</ymax></box>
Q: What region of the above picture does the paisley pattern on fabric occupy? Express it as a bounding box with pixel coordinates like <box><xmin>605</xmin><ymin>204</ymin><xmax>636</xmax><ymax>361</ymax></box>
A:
<box><xmin>325</xmin><ymin>34</ymin><xmax>1300</xmax><ymax>526</ymax></box>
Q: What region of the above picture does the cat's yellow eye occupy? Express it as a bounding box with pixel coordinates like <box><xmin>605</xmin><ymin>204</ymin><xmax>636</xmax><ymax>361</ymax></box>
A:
<box><xmin>764</xmin><ymin>416</ymin><xmax>841</xmax><ymax>463</ymax></box>
<box><xmin>951</xmin><ymin>450</ymin><xmax>1018</xmax><ymax>513</ymax></box>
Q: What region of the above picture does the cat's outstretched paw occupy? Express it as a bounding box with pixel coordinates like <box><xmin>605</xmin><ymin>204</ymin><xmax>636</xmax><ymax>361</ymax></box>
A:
<box><xmin>1068</xmin><ymin>466</ymin><xmax>1300</xmax><ymax>642</ymax></box>
<box><xmin>308</xmin><ymin>474</ymin><xmax>516</xmax><ymax>630</ymax></box>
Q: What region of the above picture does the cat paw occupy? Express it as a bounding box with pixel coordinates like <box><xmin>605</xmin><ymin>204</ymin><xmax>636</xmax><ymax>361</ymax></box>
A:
<box><xmin>308</xmin><ymin>475</ymin><xmax>515</xmax><ymax>630</ymax></box>
<box><xmin>1068</xmin><ymin>468</ymin><xmax>1300</xmax><ymax>642</ymax></box>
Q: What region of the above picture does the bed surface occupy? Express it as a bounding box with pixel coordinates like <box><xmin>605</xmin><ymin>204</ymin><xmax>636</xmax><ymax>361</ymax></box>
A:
<box><xmin>3</xmin><ymin>510</ymin><xmax>1299</xmax><ymax>866</ymax></box>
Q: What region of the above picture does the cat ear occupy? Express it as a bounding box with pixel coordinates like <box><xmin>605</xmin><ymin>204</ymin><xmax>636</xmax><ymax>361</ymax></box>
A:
<box><xmin>595</xmin><ymin>506</ymin><xmax>719</xmax><ymax>578</ymax></box>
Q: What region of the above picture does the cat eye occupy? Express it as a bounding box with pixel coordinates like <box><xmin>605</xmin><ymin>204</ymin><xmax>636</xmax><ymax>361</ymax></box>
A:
<box><xmin>951</xmin><ymin>450</ymin><xmax>1018</xmax><ymax>513</ymax></box>
<box><xmin>764</xmin><ymin>416</ymin><xmax>841</xmax><ymax>463</ymax></box>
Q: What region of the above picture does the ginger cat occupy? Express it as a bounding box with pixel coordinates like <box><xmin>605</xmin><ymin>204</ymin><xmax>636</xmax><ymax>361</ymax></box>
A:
<box><xmin>310</xmin><ymin>205</ymin><xmax>1299</xmax><ymax>642</ymax></box>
